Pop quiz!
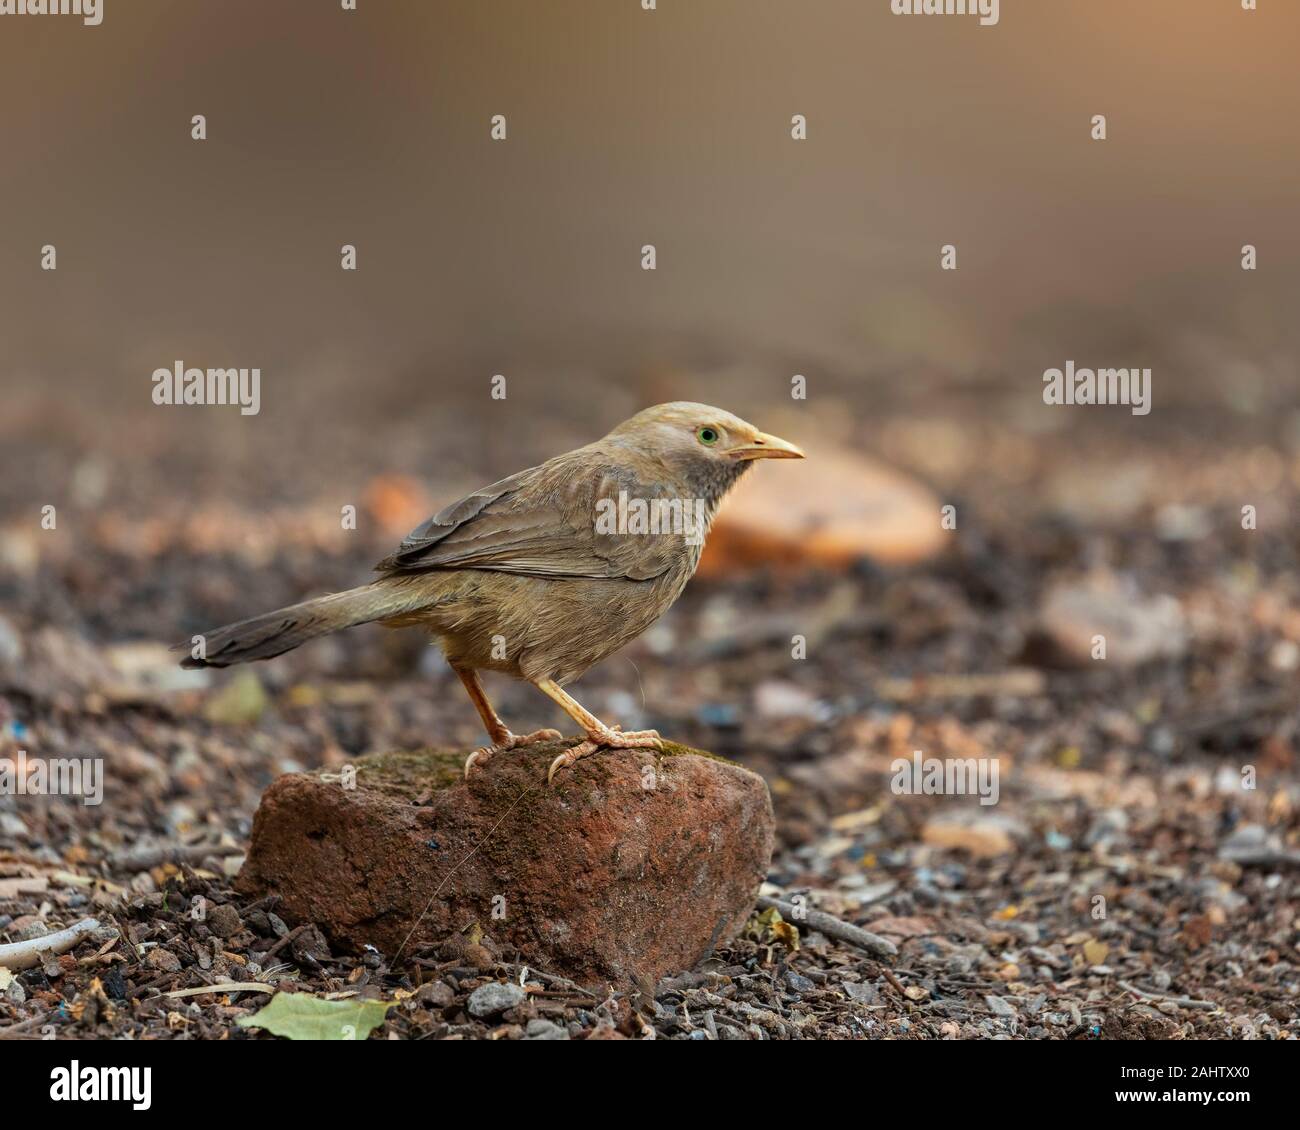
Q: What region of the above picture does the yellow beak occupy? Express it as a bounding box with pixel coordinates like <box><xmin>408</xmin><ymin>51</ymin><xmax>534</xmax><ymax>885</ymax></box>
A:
<box><xmin>726</xmin><ymin>430</ymin><xmax>805</xmax><ymax>461</ymax></box>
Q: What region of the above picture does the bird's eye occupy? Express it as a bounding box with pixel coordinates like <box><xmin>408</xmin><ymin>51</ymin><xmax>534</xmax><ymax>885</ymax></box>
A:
<box><xmin>696</xmin><ymin>426</ymin><xmax>720</xmax><ymax>446</ymax></box>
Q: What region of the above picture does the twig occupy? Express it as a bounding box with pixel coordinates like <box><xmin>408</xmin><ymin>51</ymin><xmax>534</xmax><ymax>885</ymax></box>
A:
<box><xmin>1118</xmin><ymin>981</ymin><xmax>1219</xmax><ymax>1011</ymax></box>
<box><xmin>107</xmin><ymin>842</ymin><xmax>242</xmax><ymax>873</ymax></box>
<box><xmin>880</xmin><ymin>967</ymin><xmax>907</xmax><ymax>997</ymax></box>
<box><xmin>163</xmin><ymin>982</ymin><xmax>274</xmax><ymax>999</ymax></box>
<box><xmin>1218</xmin><ymin>847</ymin><xmax>1300</xmax><ymax>869</ymax></box>
<box><xmin>0</xmin><ymin>1014</ymin><xmax>50</xmax><ymax>1040</ymax></box>
<box><xmin>262</xmin><ymin>923</ymin><xmax>308</xmax><ymax>961</ymax></box>
<box><xmin>0</xmin><ymin>917</ymin><xmax>100</xmax><ymax>971</ymax></box>
<box><xmin>755</xmin><ymin>896</ymin><xmax>897</xmax><ymax>958</ymax></box>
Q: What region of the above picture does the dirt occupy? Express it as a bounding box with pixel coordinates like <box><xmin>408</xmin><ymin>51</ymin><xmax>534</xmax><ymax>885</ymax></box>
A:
<box><xmin>1</xmin><ymin>364</ymin><xmax>1297</xmax><ymax>1040</ymax></box>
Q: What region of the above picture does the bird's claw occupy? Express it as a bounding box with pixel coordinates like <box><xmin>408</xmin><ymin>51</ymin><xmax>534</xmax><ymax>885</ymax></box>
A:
<box><xmin>463</xmin><ymin>728</ymin><xmax>563</xmax><ymax>778</ymax></box>
<box><xmin>546</xmin><ymin>727</ymin><xmax>663</xmax><ymax>785</ymax></box>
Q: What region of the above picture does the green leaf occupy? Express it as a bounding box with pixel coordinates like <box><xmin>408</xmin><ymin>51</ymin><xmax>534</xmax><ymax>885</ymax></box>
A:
<box><xmin>236</xmin><ymin>993</ymin><xmax>393</xmax><ymax>1041</ymax></box>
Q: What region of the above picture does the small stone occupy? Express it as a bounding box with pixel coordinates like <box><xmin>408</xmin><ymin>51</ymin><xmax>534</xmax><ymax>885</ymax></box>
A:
<box><xmin>203</xmin><ymin>669</ymin><xmax>269</xmax><ymax>726</ymax></box>
<box><xmin>985</xmin><ymin>995</ymin><xmax>1016</xmax><ymax>1018</ymax></box>
<box><xmin>841</xmin><ymin>981</ymin><xmax>879</xmax><ymax>1005</ymax></box>
<box><xmin>13</xmin><ymin>920</ymin><xmax>49</xmax><ymax>943</ymax></box>
<box><xmin>416</xmin><ymin>980</ymin><xmax>455</xmax><ymax>1008</ymax></box>
<box><xmin>784</xmin><ymin>970</ymin><xmax>816</xmax><ymax>993</ymax></box>
<box><xmin>0</xmin><ymin>614</ymin><xmax>22</xmax><ymax>665</ymax></box>
<box><xmin>290</xmin><ymin>924</ymin><xmax>332</xmax><ymax>964</ymax></box>
<box><xmin>524</xmin><ymin>1018</ymin><xmax>569</xmax><ymax>1041</ymax></box>
<box><xmin>144</xmin><ymin>947</ymin><xmax>182</xmax><ymax>973</ymax></box>
<box><xmin>101</xmin><ymin>966</ymin><xmax>128</xmax><ymax>1000</ymax></box>
<box><xmin>206</xmin><ymin>903</ymin><xmax>242</xmax><ymax>939</ymax></box>
<box><xmin>922</xmin><ymin>813</ymin><xmax>1021</xmax><ymax>858</ymax></box>
<box><xmin>754</xmin><ymin>681</ymin><xmax>830</xmax><ymax>723</ymax></box>
<box><xmin>467</xmin><ymin>981</ymin><xmax>526</xmax><ymax>1018</ymax></box>
<box><xmin>462</xmin><ymin>943</ymin><xmax>494</xmax><ymax>971</ymax></box>
<box><xmin>700</xmin><ymin>442</ymin><xmax>946</xmax><ymax>572</ymax></box>
<box><xmin>1085</xmin><ymin>809</ymin><xmax>1129</xmax><ymax>849</ymax></box>
<box><xmin>1036</xmin><ymin>573</ymin><xmax>1185</xmax><ymax>668</ymax></box>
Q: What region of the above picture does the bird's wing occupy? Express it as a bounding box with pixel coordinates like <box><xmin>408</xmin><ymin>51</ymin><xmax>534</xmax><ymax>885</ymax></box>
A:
<box><xmin>373</xmin><ymin>447</ymin><xmax>685</xmax><ymax>582</ymax></box>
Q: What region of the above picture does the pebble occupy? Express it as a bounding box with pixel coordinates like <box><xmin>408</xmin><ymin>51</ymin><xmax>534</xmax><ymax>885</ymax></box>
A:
<box><xmin>524</xmin><ymin>1018</ymin><xmax>568</xmax><ymax>1040</ymax></box>
<box><xmin>985</xmin><ymin>995</ymin><xmax>1016</xmax><ymax>1018</ymax></box>
<box><xmin>784</xmin><ymin>971</ymin><xmax>816</xmax><ymax>994</ymax></box>
<box><xmin>144</xmin><ymin>947</ymin><xmax>182</xmax><ymax>973</ymax></box>
<box><xmin>290</xmin><ymin>924</ymin><xmax>332</xmax><ymax>964</ymax></box>
<box><xmin>1084</xmin><ymin>809</ymin><xmax>1129</xmax><ymax>848</ymax></box>
<box><xmin>0</xmin><ymin>614</ymin><xmax>22</xmax><ymax>665</ymax></box>
<box><xmin>841</xmin><ymin>981</ymin><xmax>879</xmax><ymax>1005</ymax></box>
<box><xmin>206</xmin><ymin>903</ymin><xmax>243</xmax><ymax>939</ymax></box>
<box><xmin>102</xmin><ymin>967</ymin><xmax>128</xmax><ymax>1000</ymax></box>
<box><xmin>466</xmin><ymin>981</ymin><xmax>526</xmax><ymax>1018</ymax></box>
<box><xmin>14</xmin><ymin>920</ymin><xmax>49</xmax><ymax>942</ymax></box>
<box><xmin>416</xmin><ymin>980</ymin><xmax>455</xmax><ymax>1008</ymax></box>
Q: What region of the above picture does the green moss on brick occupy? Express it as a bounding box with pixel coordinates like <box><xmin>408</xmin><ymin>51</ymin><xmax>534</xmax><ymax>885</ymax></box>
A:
<box><xmin>353</xmin><ymin>748</ymin><xmax>467</xmax><ymax>794</ymax></box>
<box><xmin>344</xmin><ymin>739</ymin><xmax>737</xmax><ymax>801</ymax></box>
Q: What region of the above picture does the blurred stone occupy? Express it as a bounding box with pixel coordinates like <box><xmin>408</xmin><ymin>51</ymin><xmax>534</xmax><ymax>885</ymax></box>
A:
<box><xmin>922</xmin><ymin>812</ymin><xmax>1021</xmax><ymax>858</ymax></box>
<box><xmin>699</xmin><ymin>446</ymin><xmax>945</xmax><ymax>574</ymax></box>
<box><xmin>203</xmin><ymin>669</ymin><xmax>269</xmax><ymax>726</ymax></box>
<box><xmin>524</xmin><ymin>1017</ymin><xmax>569</xmax><ymax>1040</ymax></box>
<box><xmin>206</xmin><ymin>903</ymin><xmax>243</xmax><ymax>939</ymax></box>
<box><xmin>753</xmin><ymin>680</ymin><xmax>831</xmax><ymax>722</ymax></box>
<box><xmin>0</xmin><ymin>614</ymin><xmax>22</xmax><ymax>666</ymax></box>
<box><xmin>104</xmin><ymin>641</ymin><xmax>210</xmax><ymax>696</ymax></box>
<box><xmin>466</xmin><ymin>981</ymin><xmax>526</xmax><ymax>1018</ymax></box>
<box><xmin>1035</xmin><ymin>572</ymin><xmax>1186</xmax><ymax>668</ymax></box>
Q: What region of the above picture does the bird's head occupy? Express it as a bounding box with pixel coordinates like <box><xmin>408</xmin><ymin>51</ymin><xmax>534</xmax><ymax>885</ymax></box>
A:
<box><xmin>603</xmin><ymin>401</ymin><xmax>804</xmax><ymax>507</ymax></box>
<box><xmin>608</xmin><ymin>401</ymin><xmax>803</xmax><ymax>464</ymax></box>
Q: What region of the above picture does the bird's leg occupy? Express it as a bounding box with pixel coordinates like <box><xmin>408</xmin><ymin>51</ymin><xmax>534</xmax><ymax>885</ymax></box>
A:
<box><xmin>533</xmin><ymin>677</ymin><xmax>662</xmax><ymax>784</ymax></box>
<box><xmin>455</xmin><ymin>666</ymin><xmax>561</xmax><ymax>777</ymax></box>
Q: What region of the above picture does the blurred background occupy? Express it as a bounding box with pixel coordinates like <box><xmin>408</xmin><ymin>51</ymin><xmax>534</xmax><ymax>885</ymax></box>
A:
<box><xmin>3</xmin><ymin>0</ymin><xmax>1300</xmax><ymax>784</ymax></box>
<box><xmin>3</xmin><ymin>0</ymin><xmax>1299</xmax><ymax>431</ymax></box>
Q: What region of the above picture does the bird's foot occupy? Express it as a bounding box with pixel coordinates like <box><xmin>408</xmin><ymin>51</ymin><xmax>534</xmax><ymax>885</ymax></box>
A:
<box><xmin>546</xmin><ymin>726</ymin><xmax>663</xmax><ymax>785</ymax></box>
<box><xmin>463</xmin><ymin>728</ymin><xmax>563</xmax><ymax>778</ymax></box>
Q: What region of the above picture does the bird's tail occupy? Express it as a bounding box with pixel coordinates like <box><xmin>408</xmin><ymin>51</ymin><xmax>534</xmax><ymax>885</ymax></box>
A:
<box><xmin>176</xmin><ymin>581</ymin><xmax>430</xmax><ymax>669</ymax></box>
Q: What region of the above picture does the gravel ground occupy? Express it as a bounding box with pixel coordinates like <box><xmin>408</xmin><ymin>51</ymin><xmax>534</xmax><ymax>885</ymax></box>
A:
<box><xmin>2</xmin><ymin>367</ymin><xmax>1297</xmax><ymax>1040</ymax></box>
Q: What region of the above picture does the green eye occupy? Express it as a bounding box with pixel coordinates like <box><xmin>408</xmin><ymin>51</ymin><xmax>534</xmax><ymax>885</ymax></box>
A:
<box><xmin>697</xmin><ymin>426</ymin><xmax>720</xmax><ymax>446</ymax></box>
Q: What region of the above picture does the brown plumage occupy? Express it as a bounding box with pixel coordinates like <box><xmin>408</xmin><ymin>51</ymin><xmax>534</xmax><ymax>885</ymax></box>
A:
<box><xmin>178</xmin><ymin>402</ymin><xmax>804</xmax><ymax>781</ymax></box>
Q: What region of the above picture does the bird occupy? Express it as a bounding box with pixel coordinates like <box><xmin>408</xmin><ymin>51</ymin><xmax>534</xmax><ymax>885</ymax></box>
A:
<box><xmin>177</xmin><ymin>402</ymin><xmax>804</xmax><ymax>783</ymax></box>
